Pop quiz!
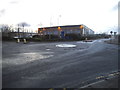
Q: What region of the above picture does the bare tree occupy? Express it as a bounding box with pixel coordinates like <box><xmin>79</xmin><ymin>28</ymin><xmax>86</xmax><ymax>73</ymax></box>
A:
<box><xmin>18</xmin><ymin>22</ymin><xmax>30</xmax><ymax>32</ymax></box>
<box><xmin>0</xmin><ymin>24</ymin><xmax>11</xmax><ymax>33</ymax></box>
<box><xmin>17</xmin><ymin>22</ymin><xmax>30</xmax><ymax>38</ymax></box>
<box><xmin>18</xmin><ymin>22</ymin><xmax>30</xmax><ymax>28</ymax></box>
<box><xmin>0</xmin><ymin>24</ymin><xmax>15</xmax><ymax>39</ymax></box>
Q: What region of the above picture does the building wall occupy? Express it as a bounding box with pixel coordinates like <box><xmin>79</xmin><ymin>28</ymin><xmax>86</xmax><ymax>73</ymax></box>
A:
<box><xmin>38</xmin><ymin>25</ymin><xmax>94</xmax><ymax>36</ymax></box>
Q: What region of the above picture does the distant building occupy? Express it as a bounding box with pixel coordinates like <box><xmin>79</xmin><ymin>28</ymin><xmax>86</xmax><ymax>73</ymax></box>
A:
<box><xmin>38</xmin><ymin>24</ymin><xmax>94</xmax><ymax>36</ymax></box>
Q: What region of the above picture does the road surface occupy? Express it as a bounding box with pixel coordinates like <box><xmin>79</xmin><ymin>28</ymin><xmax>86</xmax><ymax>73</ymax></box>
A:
<box><xmin>2</xmin><ymin>39</ymin><xmax>119</xmax><ymax>88</ymax></box>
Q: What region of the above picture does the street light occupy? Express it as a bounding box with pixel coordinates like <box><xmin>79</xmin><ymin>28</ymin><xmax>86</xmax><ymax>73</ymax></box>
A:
<box><xmin>17</xmin><ymin>24</ymin><xmax>20</xmax><ymax>43</ymax></box>
<box><xmin>80</xmin><ymin>25</ymin><xmax>83</xmax><ymax>29</ymax></box>
<box><xmin>58</xmin><ymin>26</ymin><xmax>61</xmax><ymax>30</ymax></box>
<box><xmin>18</xmin><ymin>24</ymin><xmax>20</xmax><ymax>38</ymax></box>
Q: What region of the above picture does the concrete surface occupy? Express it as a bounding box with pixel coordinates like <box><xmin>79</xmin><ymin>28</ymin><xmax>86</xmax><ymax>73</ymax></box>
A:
<box><xmin>2</xmin><ymin>39</ymin><xmax>119</xmax><ymax>88</ymax></box>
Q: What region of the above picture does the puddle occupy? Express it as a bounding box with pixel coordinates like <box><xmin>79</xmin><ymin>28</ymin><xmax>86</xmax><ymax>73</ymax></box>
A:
<box><xmin>3</xmin><ymin>52</ymin><xmax>54</xmax><ymax>66</ymax></box>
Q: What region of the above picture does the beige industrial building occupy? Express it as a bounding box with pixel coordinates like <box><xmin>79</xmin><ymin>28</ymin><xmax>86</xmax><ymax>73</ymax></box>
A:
<box><xmin>38</xmin><ymin>24</ymin><xmax>94</xmax><ymax>36</ymax></box>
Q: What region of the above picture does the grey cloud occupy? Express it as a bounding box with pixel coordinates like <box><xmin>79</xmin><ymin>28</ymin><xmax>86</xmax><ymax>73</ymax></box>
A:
<box><xmin>18</xmin><ymin>22</ymin><xmax>31</xmax><ymax>27</ymax></box>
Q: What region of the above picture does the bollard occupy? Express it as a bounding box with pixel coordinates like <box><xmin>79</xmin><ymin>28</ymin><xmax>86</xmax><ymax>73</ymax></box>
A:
<box><xmin>17</xmin><ymin>39</ymin><xmax>20</xmax><ymax>43</ymax></box>
<box><xmin>23</xmin><ymin>39</ymin><xmax>27</xmax><ymax>44</ymax></box>
<box><xmin>85</xmin><ymin>38</ymin><xmax>87</xmax><ymax>42</ymax></box>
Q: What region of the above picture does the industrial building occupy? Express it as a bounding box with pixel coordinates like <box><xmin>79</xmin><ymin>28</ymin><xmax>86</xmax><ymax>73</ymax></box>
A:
<box><xmin>38</xmin><ymin>24</ymin><xmax>94</xmax><ymax>37</ymax></box>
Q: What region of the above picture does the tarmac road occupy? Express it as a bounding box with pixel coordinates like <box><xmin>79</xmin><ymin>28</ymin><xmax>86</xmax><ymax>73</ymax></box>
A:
<box><xmin>2</xmin><ymin>39</ymin><xmax>119</xmax><ymax>88</ymax></box>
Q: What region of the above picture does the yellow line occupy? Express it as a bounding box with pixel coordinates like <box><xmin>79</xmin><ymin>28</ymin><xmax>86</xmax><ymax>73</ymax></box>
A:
<box><xmin>49</xmin><ymin>88</ymin><xmax>53</xmax><ymax>90</ymax></box>
<box><xmin>96</xmin><ymin>76</ymin><xmax>104</xmax><ymax>79</ymax></box>
<box><xmin>63</xmin><ymin>88</ymin><xmax>66</xmax><ymax>90</ymax></box>
<box><xmin>108</xmin><ymin>74</ymin><xmax>114</xmax><ymax>76</ymax></box>
<box><xmin>115</xmin><ymin>72</ymin><xmax>119</xmax><ymax>75</ymax></box>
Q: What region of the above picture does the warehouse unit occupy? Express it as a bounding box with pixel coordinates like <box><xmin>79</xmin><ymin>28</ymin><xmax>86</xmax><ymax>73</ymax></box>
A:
<box><xmin>38</xmin><ymin>24</ymin><xmax>94</xmax><ymax>37</ymax></box>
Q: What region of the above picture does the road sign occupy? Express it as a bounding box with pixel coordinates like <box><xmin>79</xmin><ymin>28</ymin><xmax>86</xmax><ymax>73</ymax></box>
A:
<box><xmin>110</xmin><ymin>31</ymin><xmax>113</xmax><ymax>34</ymax></box>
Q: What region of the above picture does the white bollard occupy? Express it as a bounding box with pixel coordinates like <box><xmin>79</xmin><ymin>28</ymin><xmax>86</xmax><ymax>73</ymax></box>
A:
<box><xmin>85</xmin><ymin>38</ymin><xmax>87</xmax><ymax>42</ymax></box>
<box><xmin>23</xmin><ymin>39</ymin><xmax>27</xmax><ymax>44</ymax></box>
<box><xmin>17</xmin><ymin>39</ymin><xmax>20</xmax><ymax>43</ymax></box>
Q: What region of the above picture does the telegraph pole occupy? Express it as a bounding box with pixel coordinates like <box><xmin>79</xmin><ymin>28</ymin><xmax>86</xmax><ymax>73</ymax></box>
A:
<box><xmin>18</xmin><ymin>24</ymin><xmax>20</xmax><ymax>38</ymax></box>
<box><xmin>17</xmin><ymin>24</ymin><xmax>20</xmax><ymax>43</ymax></box>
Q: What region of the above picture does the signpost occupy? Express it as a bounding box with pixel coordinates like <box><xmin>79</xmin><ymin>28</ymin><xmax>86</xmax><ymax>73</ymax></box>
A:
<box><xmin>110</xmin><ymin>31</ymin><xmax>113</xmax><ymax>43</ymax></box>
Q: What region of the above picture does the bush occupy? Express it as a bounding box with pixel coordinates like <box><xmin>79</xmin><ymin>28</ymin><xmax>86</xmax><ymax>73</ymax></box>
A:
<box><xmin>32</xmin><ymin>35</ymin><xmax>41</xmax><ymax>38</ymax></box>
<box><xmin>2</xmin><ymin>36</ymin><xmax>15</xmax><ymax>41</ymax></box>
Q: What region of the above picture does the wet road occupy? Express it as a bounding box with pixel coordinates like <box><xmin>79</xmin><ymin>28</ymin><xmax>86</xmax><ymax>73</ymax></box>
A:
<box><xmin>2</xmin><ymin>39</ymin><xmax>119</xmax><ymax>88</ymax></box>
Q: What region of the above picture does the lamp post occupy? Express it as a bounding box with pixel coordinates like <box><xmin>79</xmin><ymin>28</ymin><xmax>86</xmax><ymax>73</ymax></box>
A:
<box><xmin>22</xmin><ymin>24</ymin><xmax>25</xmax><ymax>38</ymax></box>
<box><xmin>110</xmin><ymin>31</ymin><xmax>113</xmax><ymax>43</ymax></box>
<box><xmin>114</xmin><ymin>32</ymin><xmax>117</xmax><ymax>39</ymax></box>
<box><xmin>22</xmin><ymin>24</ymin><xmax>27</xmax><ymax>44</ymax></box>
<box><xmin>17</xmin><ymin>24</ymin><xmax>20</xmax><ymax>43</ymax></box>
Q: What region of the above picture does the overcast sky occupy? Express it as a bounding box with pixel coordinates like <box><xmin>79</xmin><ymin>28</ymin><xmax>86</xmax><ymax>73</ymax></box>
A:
<box><xmin>0</xmin><ymin>0</ymin><xmax>119</xmax><ymax>33</ymax></box>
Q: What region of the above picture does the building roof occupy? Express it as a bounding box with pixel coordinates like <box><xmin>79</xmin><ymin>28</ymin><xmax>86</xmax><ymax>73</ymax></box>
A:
<box><xmin>39</xmin><ymin>24</ymin><xmax>84</xmax><ymax>29</ymax></box>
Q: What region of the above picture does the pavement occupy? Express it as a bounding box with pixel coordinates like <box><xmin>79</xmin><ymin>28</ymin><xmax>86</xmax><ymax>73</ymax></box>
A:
<box><xmin>80</xmin><ymin>71</ymin><xmax>120</xmax><ymax>88</ymax></box>
<box><xmin>87</xmin><ymin>76</ymin><xmax>119</xmax><ymax>88</ymax></box>
<box><xmin>2</xmin><ymin>39</ymin><xmax>119</xmax><ymax>88</ymax></box>
<box><xmin>104</xmin><ymin>38</ymin><xmax>119</xmax><ymax>45</ymax></box>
